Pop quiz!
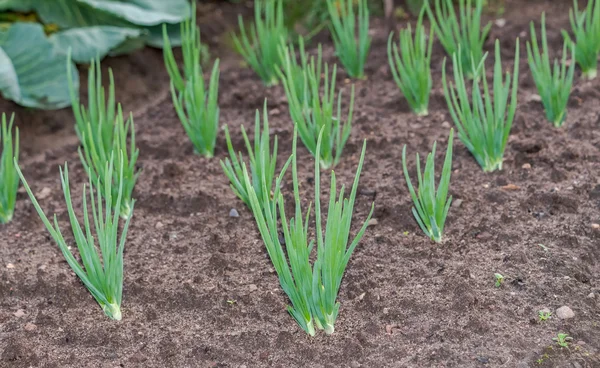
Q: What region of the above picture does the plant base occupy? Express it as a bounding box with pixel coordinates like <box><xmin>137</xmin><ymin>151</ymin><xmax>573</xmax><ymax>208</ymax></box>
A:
<box><xmin>102</xmin><ymin>302</ymin><xmax>122</xmax><ymax>320</ymax></box>
<box><xmin>583</xmin><ymin>68</ymin><xmax>597</xmax><ymax>80</ymax></box>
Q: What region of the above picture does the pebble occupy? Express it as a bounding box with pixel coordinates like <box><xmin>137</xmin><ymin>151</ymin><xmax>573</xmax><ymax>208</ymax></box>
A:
<box><xmin>522</xmin><ymin>163</ymin><xmax>531</xmax><ymax>169</ymax></box>
<box><xmin>350</xmin><ymin>361</ymin><xmax>360</xmax><ymax>368</ymax></box>
<box><xmin>501</xmin><ymin>184</ymin><xmax>520</xmax><ymax>191</ymax></box>
<box><xmin>441</xmin><ymin>121</ymin><xmax>451</xmax><ymax>128</ymax></box>
<box><xmin>587</xmin><ymin>292</ymin><xmax>596</xmax><ymax>299</ymax></box>
<box><xmin>383</xmin><ymin>308</ymin><xmax>389</xmax><ymax>315</ymax></box>
<box><xmin>528</xmin><ymin>94</ymin><xmax>542</xmax><ymax>102</ymax></box>
<box><xmin>6</xmin><ymin>263</ymin><xmax>14</xmax><ymax>269</ymax></box>
<box><xmin>155</xmin><ymin>222</ymin><xmax>164</xmax><ymax>230</ymax></box>
<box><xmin>452</xmin><ymin>199</ymin><xmax>463</xmax><ymax>208</ymax></box>
<box><xmin>495</xmin><ymin>18</ymin><xmax>506</xmax><ymax>27</ymax></box>
<box><xmin>248</xmin><ymin>284</ymin><xmax>258</xmax><ymax>292</ymax></box>
<box><xmin>556</xmin><ymin>306</ymin><xmax>575</xmax><ymax>319</ymax></box>
<box><xmin>13</xmin><ymin>309</ymin><xmax>25</xmax><ymax>318</ymax></box>
<box><xmin>36</xmin><ymin>187</ymin><xmax>52</xmax><ymax>200</ymax></box>
<box><xmin>367</xmin><ymin>218</ymin><xmax>378</xmax><ymax>227</ymax></box>
<box><xmin>592</xmin><ymin>223</ymin><xmax>600</xmax><ymax>229</ymax></box>
<box><xmin>229</xmin><ymin>208</ymin><xmax>240</xmax><ymax>218</ymax></box>
<box><xmin>24</xmin><ymin>323</ymin><xmax>37</xmax><ymax>331</ymax></box>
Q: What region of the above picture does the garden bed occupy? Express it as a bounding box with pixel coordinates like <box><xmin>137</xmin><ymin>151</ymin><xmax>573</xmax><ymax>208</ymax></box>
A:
<box><xmin>1</xmin><ymin>0</ymin><xmax>599</xmax><ymax>367</ymax></box>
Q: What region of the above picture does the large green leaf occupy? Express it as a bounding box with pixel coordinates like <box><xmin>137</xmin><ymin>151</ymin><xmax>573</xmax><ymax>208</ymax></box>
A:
<box><xmin>49</xmin><ymin>26</ymin><xmax>146</xmax><ymax>63</ymax></box>
<box><xmin>0</xmin><ymin>23</ymin><xmax>78</xmax><ymax>109</ymax></box>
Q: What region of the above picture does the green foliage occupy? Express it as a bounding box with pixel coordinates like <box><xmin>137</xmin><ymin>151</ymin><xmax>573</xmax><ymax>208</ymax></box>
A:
<box><xmin>538</xmin><ymin>310</ymin><xmax>551</xmax><ymax>321</ymax></box>
<box><xmin>278</xmin><ymin>37</ymin><xmax>323</xmax><ymax>107</ymax></box>
<box><xmin>15</xmin><ymin>154</ymin><xmax>134</xmax><ymax>320</ymax></box>
<box><xmin>402</xmin><ymin>129</ymin><xmax>454</xmax><ymax>242</ymax></box>
<box><xmin>387</xmin><ymin>9</ymin><xmax>434</xmax><ymax>116</ymax></box>
<box><xmin>221</xmin><ymin>101</ymin><xmax>279</xmax><ymax>210</ymax></box>
<box><xmin>553</xmin><ymin>333</ymin><xmax>573</xmax><ymax>348</ymax></box>
<box><xmin>171</xmin><ymin>60</ymin><xmax>221</xmax><ymax>157</ymax></box>
<box><xmin>562</xmin><ymin>0</ymin><xmax>600</xmax><ymax>80</ymax></box>
<box><xmin>494</xmin><ymin>273</ymin><xmax>504</xmax><ymax>287</ymax></box>
<box><xmin>326</xmin><ymin>0</ymin><xmax>371</xmax><ymax>78</ymax></box>
<box><xmin>442</xmin><ymin>40</ymin><xmax>520</xmax><ymax>172</ymax></box>
<box><xmin>163</xmin><ymin>2</ymin><xmax>209</xmax><ymax>93</ymax></box>
<box><xmin>527</xmin><ymin>13</ymin><xmax>576</xmax><ymax>127</ymax></box>
<box><xmin>0</xmin><ymin>113</ymin><xmax>19</xmax><ymax>224</ymax></box>
<box><xmin>232</xmin><ymin>0</ymin><xmax>288</xmax><ymax>86</ymax></box>
<box><xmin>67</xmin><ymin>54</ymin><xmax>139</xmax><ymax>219</ymax></box>
<box><xmin>426</xmin><ymin>0</ymin><xmax>491</xmax><ymax>79</ymax></box>
<box><xmin>244</xmin><ymin>127</ymin><xmax>374</xmax><ymax>335</ymax></box>
<box><xmin>279</xmin><ymin>46</ymin><xmax>354</xmax><ymax>169</ymax></box>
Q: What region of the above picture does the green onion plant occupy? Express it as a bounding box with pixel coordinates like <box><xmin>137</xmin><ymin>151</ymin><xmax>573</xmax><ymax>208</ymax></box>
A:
<box><xmin>527</xmin><ymin>13</ymin><xmax>576</xmax><ymax>127</ymax></box>
<box><xmin>280</xmin><ymin>52</ymin><xmax>354</xmax><ymax>169</ymax></box>
<box><xmin>426</xmin><ymin>0</ymin><xmax>491</xmax><ymax>79</ymax></box>
<box><xmin>562</xmin><ymin>0</ymin><xmax>600</xmax><ymax>80</ymax></box>
<box><xmin>278</xmin><ymin>37</ymin><xmax>323</xmax><ymax>107</ymax></box>
<box><xmin>67</xmin><ymin>55</ymin><xmax>139</xmax><ymax>219</ymax></box>
<box><xmin>387</xmin><ymin>9</ymin><xmax>434</xmax><ymax>116</ymax></box>
<box><xmin>326</xmin><ymin>0</ymin><xmax>371</xmax><ymax>78</ymax></box>
<box><xmin>171</xmin><ymin>60</ymin><xmax>220</xmax><ymax>157</ymax></box>
<box><xmin>442</xmin><ymin>40</ymin><xmax>520</xmax><ymax>172</ymax></box>
<box><xmin>402</xmin><ymin>129</ymin><xmax>454</xmax><ymax>242</ymax></box>
<box><xmin>233</xmin><ymin>0</ymin><xmax>288</xmax><ymax>86</ymax></box>
<box><xmin>244</xmin><ymin>127</ymin><xmax>374</xmax><ymax>335</ymax></box>
<box><xmin>221</xmin><ymin>100</ymin><xmax>280</xmax><ymax>210</ymax></box>
<box><xmin>162</xmin><ymin>1</ymin><xmax>209</xmax><ymax>93</ymax></box>
<box><xmin>0</xmin><ymin>113</ymin><xmax>19</xmax><ymax>224</ymax></box>
<box><xmin>15</xmin><ymin>154</ymin><xmax>134</xmax><ymax>320</ymax></box>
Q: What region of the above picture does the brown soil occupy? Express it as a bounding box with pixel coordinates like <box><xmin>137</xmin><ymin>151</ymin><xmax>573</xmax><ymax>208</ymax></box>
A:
<box><xmin>2</xmin><ymin>1</ymin><xmax>600</xmax><ymax>367</ymax></box>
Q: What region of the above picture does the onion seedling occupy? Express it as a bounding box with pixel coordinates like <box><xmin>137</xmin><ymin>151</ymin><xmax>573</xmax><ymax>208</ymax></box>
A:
<box><xmin>278</xmin><ymin>37</ymin><xmax>322</xmax><ymax>108</ymax></box>
<box><xmin>562</xmin><ymin>0</ymin><xmax>600</xmax><ymax>80</ymax></box>
<box><xmin>232</xmin><ymin>0</ymin><xmax>288</xmax><ymax>86</ymax></box>
<box><xmin>162</xmin><ymin>1</ymin><xmax>209</xmax><ymax>93</ymax></box>
<box><xmin>387</xmin><ymin>8</ymin><xmax>434</xmax><ymax>116</ymax></box>
<box><xmin>221</xmin><ymin>100</ymin><xmax>279</xmax><ymax>210</ymax></box>
<box><xmin>426</xmin><ymin>0</ymin><xmax>491</xmax><ymax>79</ymax></box>
<box><xmin>527</xmin><ymin>13</ymin><xmax>576</xmax><ymax>127</ymax></box>
<box><xmin>0</xmin><ymin>113</ymin><xmax>19</xmax><ymax>224</ymax></box>
<box><xmin>67</xmin><ymin>54</ymin><xmax>139</xmax><ymax>219</ymax></box>
<box><xmin>171</xmin><ymin>60</ymin><xmax>220</xmax><ymax>157</ymax></box>
<box><xmin>402</xmin><ymin>129</ymin><xmax>454</xmax><ymax>243</ymax></box>
<box><xmin>443</xmin><ymin>40</ymin><xmax>520</xmax><ymax>172</ymax></box>
<box><xmin>280</xmin><ymin>50</ymin><xmax>354</xmax><ymax>169</ymax></box>
<box><xmin>326</xmin><ymin>0</ymin><xmax>371</xmax><ymax>78</ymax></box>
<box><xmin>244</xmin><ymin>128</ymin><xmax>374</xmax><ymax>335</ymax></box>
<box><xmin>15</xmin><ymin>153</ymin><xmax>134</xmax><ymax>320</ymax></box>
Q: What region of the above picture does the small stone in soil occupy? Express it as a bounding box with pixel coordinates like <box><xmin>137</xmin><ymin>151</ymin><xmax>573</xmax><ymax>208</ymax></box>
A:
<box><xmin>36</xmin><ymin>187</ymin><xmax>52</xmax><ymax>199</ymax></box>
<box><xmin>592</xmin><ymin>223</ymin><xmax>600</xmax><ymax>229</ymax></box>
<box><xmin>229</xmin><ymin>208</ymin><xmax>239</xmax><ymax>218</ymax></box>
<box><xmin>587</xmin><ymin>292</ymin><xmax>595</xmax><ymax>299</ymax></box>
<box><xmin>367</xmin><ymin>218</ymin><xmax>378</xmax><ymax>227</ymax></box>
<box><xmin>6</xmin><ymin>263</ymin><xmax>14</xmax><ymax>269</ymax></box>
<box><xmin>13</xmin><ymin>309</ymin><xmax>25</xmax><ymax>318</ymax></box>
<box><xmin>24</xmin><ymin>323</ymin><xmax>37</xmax><ymax>331</ymax></box>
<box><xmin>248</xmin><ymin>284</ymin><xmax>258</xmax><ymax>292</ymax></box>
<box><xmin>155</xmin><ymin>222</ymin><xmax>164</xmax><ymax>229</ymax></box>
<box><xmin>522</xmin><ymin>163</ymin><xmax>531</xmax><ymax>169</ymax></box>
<box><xmin>452</xmin><ymin>199</ymin><xmax>463</xmax><ymax>208</ymax></box>
<box><xmin>555</xmin><ymin>306</ymin><xmax>575</xmax><ymax>319</ymax></box>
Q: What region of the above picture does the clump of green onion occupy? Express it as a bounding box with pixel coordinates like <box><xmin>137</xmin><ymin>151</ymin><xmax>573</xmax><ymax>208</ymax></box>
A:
<box><xmin>232</xmin><ymin>0</ymin><xmax>288</xmax><ymax>86</ymax></box>
<box><xmin>0</xmin><ymin>113</ymin><xmax>19</xmax><ymax>224</ymax></box>
<box><xmin>402</xmin><ymin>129</ymin><xmax>454</xmax><ymax>242</ymax></box>
<box><xmin>15</xmin><ymin>153</ymin><xmax>134</xmax><ymax>320</ymax></box>
<box><xmin>326</xmin><ymin>0</ymin><xmax>371</xmax><ymax>78</ymax></box>
<box><xmin>527</xmin><ymin>13</ymin><xmax>576</xmax><ymax>127</ymax></box>
<box><xmin>244</xmin><ymin>127</ymin><xmax>374</xmax><ymax>335</ymax></box>
<box><xmin>67</xmin><ymin>54</ymin><xmax>139</xmax><ymax>219</ymax></box>
<box><xmin>442</xmin><ymin>40</ymin><xmax>520</xmax><ymax>172</ymax></box>
<box><xmin>426</xmin><ymin>0</ymin><xmax>491</xmax><ymax>79</ymax></box>
<box><xmin>278</xmin><ymin>37</ymin><xmax>322</xmax><ymax>107</ymax></box>
<box><xmin>279</xmin><ymin>43</ymin><xmax>354</xmax><ymax>169</ymax></box>
<box><xmin>387</xmin><ymin>8</ymin><xmax>434</xmax><ymax>116</ymax></box>
<box><xmin>562</xmin><ymin>0</ymin><xmax>600</xmax><ymax>80</ymax></box>
<box><xmin>221</xmin><ymin>100</ymin><xmax>280</xmax><ymax>210</ymax></box>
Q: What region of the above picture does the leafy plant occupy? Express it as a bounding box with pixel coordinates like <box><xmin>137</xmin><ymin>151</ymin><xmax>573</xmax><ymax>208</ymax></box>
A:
<box><xmin>278</xmin><ymin>37</ymin><xmax>323</xmax><ymax>107</ymax></box>
<box><xmin>0</xmin><ymin>0</ymin><xmax>191</xmax><ymax>109</ymax></box>
<box><xmin>401</xmin><ymin>129</ymin><xmax>454</xmax><ymax>242</ymax></box>
<box><xmin>442</xmin><ymin>39</ymin><xmax>520</xmax><ymax>172</ymax></box>
<box><xmin>232</xmin><ymin>0</ymin><xmax>288</xmax><ymax>86</ymax></box>
<box><xmin>244</xmin><ymin>127</ymin><xmax>374</xmax><ymax>335</ymax></box>
<box><xmin>538</xmin><ymin>310</ymin><xmax>552</xmax><ymax>322</ymax></box>
<box><xmin>553</xmin><ymin>333</ymin><xmax>573</xmax><ymax>348</ymax></box>
<box><xmin>527</xmin><ymin>13</ymin><xmax>576</xmax><ymax>127</ymax></box>
<box><xmin>280</xmin><ymin>51</ymin><xmax>355</xmax><ymax>169</ymax></box>
<box><xmin>326</xmin><ymin>0</ymin><xmax>371</xmax><ymax>78</ymax></box>
<box><xmin>562</xmin><ymin>0</ymin><xmax>600</xmax><ymax>80</ymax></box>
<box><xmin>15</xmin><ymin>153</ymin><xmax>134</xmax><ymax>320</ymax></box>
<box><xmin>171</xmin><ymin>60</ymin><xmax>221</xmax><ymax>157</ymax></box>
<box><xmin>426</xmin><ymin>0</ymin><xmax>491</xmax><ymax>79</ymax></box>
<box><xmin>163</xmin><ymin>1</ymin><xmax>210</xmax><ymax>93</ymax></box>
<box><xmin>387</xmin><ymin>9</ymin><xmax>434</xmax><ymax>116</ymax></box>
<box><xmin>67</xmin><ymin>54</ymin><xmax>139</xmax><ymax>219</ymax></box>
<box><xmin>0</xmin><ymin>113</ymin><xmax>19</xmax><ymax>224</ymax></box>
<box><xmin>494</xmin><ymin>273</ymin><xmax>504</xmax><ymax>287</ymax></box>
<box><xmin>221</xmin><ymin>101</ymin><xmax>279</xmax><ymax>210</ymax></box>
